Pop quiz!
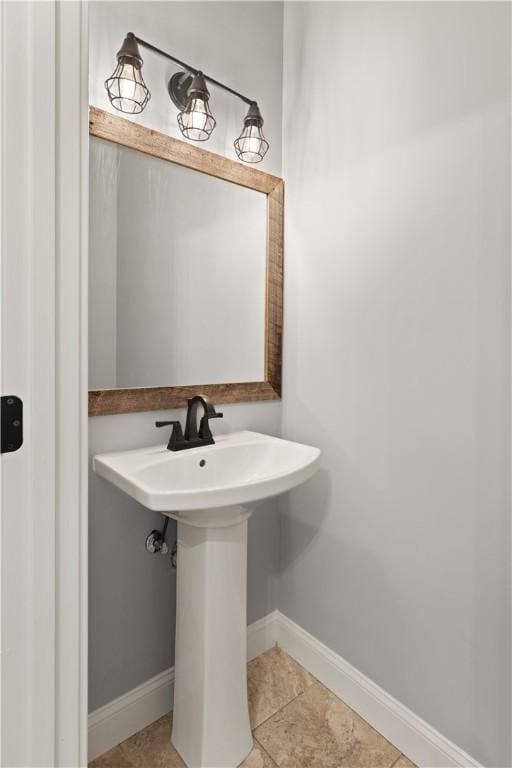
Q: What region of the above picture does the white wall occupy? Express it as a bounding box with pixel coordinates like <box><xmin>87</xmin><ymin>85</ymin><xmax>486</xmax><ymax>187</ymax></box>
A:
<box><xmin>88</xmin><ymin>0</ymin><xmax>283</xmax><ymax>712</ymax></box>
<box><xmin>280</xmin><ymin>3</ymin><xmax>511</xmax><ymax>767</ymax></box>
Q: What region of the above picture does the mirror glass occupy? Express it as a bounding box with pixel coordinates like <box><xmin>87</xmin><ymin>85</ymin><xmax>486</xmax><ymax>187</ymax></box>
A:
<box><xmin>89</xmin><ymin>137</ymin><xmax>267</xmax><ymax>390</ymax></box>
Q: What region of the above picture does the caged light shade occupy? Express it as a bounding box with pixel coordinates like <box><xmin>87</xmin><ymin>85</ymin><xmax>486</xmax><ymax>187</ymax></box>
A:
<box><xmin>177</xmin><ymin>73</ymin><xmax>216</xmax><ymax>141</ymax></box>
<box><xmin>234</xmin><ymin>103</ymin><xmax>269</xmax><ymax>163</ymax></box>
<box><xmin>105</xmin><ymin>34</ymin><xmax>151</xmax><ymax>114</ymax></box>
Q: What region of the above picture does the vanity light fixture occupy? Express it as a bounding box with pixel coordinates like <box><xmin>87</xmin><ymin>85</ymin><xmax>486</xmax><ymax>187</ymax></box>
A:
<box><xmin>105</xmin><ymin>33</ymin><xmax>269</xmax><ymax>163</ymax></box>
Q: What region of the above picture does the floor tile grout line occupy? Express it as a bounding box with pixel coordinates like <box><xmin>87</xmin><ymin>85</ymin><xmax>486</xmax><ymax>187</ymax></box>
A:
<box><xmin>250</xmin><ymin>647</ymin><xmax>318</xmax><ymax>730</ymax></box>
<box><xmin>252</xmin><ymin>734</ymin><xmax>279</xmax><ymax>767</ymax></box>
<box><xmin>251</xmin><ymin>685</ymin><xmax>310</xmax><ymax>732</ymax></box>
<box><xmin>251</xmin><ymin>661</ymin><xmax>406</xmax><ymax>768</ymax></box>
<box><xmin>307</xmin><ymin>671</ymin><xmax>406</xmax><ymax>759</ymax></box>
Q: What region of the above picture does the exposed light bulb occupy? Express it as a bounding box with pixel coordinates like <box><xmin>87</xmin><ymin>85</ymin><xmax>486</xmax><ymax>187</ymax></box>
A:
<box><xmin>234</xmin><ymin>103</ymin><xmax>269</xmax><ymax>163</ymax></box>
<box><xmin>105</xmin><ymin>34</ymin><xmax>150</xmax><ymax>115</ymax></box>
<box><xmin>177</xmin><ymin>73</ymin><xmax>216</xmax><ymax>141</ymax></box>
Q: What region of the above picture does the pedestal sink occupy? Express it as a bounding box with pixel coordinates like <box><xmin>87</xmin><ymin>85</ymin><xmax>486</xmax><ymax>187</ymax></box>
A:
<box><xmin>93</xmin><ymin>430</ymin><xmax>320</xmax><ymax>768</ymax></box>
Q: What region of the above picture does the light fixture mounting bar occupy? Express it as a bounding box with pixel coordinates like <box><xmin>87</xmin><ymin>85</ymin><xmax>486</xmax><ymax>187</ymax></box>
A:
<box><xmin>131</xmin><ymin>33</ymin><xmax>255</xmax><ymax>106</ymax></box>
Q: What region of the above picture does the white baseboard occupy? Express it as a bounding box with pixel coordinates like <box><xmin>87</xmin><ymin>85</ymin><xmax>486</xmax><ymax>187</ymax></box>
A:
<box><xmin>275</xmin><ymin>612</ymin><xmax>481</xmax><ymax>768</ymax></box>
<box><xmin>88</xmin><ymin>666</ymin><xmax>175</xmax><ymax>762</ymax></box>
<box><xmin>88</xmin><ymin>613</ymin><xmax>278</xmax><ymax>761</ymax></box>
<box><xmin>247</xmin><ymin>609</ymin><xmax>279</xmax><ymax>661</ymax></box>
<box><xmin>89</xmin><ymin>610</ymin><xmax>481</xmax><ymax>768</ymax></box>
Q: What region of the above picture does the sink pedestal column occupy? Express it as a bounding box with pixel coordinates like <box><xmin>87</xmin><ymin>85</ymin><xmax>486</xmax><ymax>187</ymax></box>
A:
<box><xmin>170</xmin><ymin>506</ymin><xmax>253</xmax><ymax>768</ymax></box>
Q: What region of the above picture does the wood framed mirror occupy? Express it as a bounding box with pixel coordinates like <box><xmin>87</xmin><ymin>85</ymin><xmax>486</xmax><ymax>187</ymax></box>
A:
<box><xmin>88</xmin><ymin>107</ymin><xmax>283</xmax><ymax>416</ymax></box>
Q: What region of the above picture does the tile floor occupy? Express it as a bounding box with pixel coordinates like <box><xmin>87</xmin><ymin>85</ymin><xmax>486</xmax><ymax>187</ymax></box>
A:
<box><xmin>90</xmin><ymin>647</ymin><xmax>417</xmax><ymax>768</ymax></box>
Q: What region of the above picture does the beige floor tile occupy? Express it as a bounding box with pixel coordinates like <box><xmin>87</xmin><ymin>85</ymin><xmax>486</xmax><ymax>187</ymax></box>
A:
<box><xmin>240</xmin><ymin>741</ymin><xmax>278</xmax><ymax>767</ymax></box>
<box><xmin>247</xmin><ymin>646</ymin><xmax>313</xmax><ymax>728</ymax></box>
<box><xmin>254</xmin><ymin>681</ymin><xmax>400</xmax><ymax>768</ymax></box>
<box><xmin>89</xmin><ymin>745</ymin><xmax>134</xmax><ymax>768</ymax></box>
<box><xmin>90</xmin><ymin>650</ymin><xmax>405</xmax><ymax>768</ymax></box>
<box><xmin>118</xmin><ymin>713</ymin><xmax>186</xmax><ymax>768</ymax></box>
<box><xmin>392</xmin><ymin>756</ymin><xmax>417</xmax><ymax>768</ymax></box>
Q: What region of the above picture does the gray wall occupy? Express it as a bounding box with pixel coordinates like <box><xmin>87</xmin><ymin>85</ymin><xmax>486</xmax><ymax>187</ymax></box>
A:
<box><xmin>88</xmin><ymin>1</ymin><xmax>283</xmax><ymax>712</ymax></box>
<box><xmin>90</xmin><ymin>5</ymin><xmax>512</xmax><ymax>765</ymax></box>
<box><xmin>280</xmin><ymin>3</ymin><xmax>511</xmax><ymax>766</ymax></box>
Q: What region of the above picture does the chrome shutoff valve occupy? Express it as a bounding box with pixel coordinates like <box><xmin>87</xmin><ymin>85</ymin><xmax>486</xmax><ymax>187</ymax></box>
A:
<box><xmin>145</xmin><ymin>529</ymin><xmax>169</xmax><ymax>555</ymax></box>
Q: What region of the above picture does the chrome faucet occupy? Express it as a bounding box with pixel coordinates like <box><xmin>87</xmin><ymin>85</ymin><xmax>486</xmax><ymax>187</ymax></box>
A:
<box><xmin>156</xmin><ymin>395</ymin><xmax>223</xmax><ymax>451</ymax></box>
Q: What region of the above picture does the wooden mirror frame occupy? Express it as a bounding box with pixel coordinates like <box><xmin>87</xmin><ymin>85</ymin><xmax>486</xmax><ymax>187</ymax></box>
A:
<box><xmin>88</xmin><ymin>107</ymin><xmax>283</xmax><ymax>417</ymax></box>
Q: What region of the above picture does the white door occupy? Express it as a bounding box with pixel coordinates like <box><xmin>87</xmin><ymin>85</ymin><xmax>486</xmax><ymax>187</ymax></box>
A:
<box><xmin>0</xmin><ymin>2</ymin><xmax>88</xmax><ymax>765</ymax></box>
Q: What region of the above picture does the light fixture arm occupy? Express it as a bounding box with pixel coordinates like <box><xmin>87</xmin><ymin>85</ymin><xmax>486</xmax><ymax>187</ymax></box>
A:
<box><xmin>128</xmin><ymin>33</ymin><xmax>256</xmax><ymax>107</ymax></box>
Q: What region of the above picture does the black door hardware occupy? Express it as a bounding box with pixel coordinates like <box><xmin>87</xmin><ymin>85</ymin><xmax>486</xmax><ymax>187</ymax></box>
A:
<box><xmin>1</xmin><ymin>396</ymin><xmax>23</xmax><ymax>453</ymax></box>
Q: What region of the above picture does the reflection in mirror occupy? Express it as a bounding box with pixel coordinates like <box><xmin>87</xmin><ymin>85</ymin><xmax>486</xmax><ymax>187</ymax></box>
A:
<box><xmin>89</xmin><ymin>136</ymin><xmax>267</xmax><ymax>390</ymax></box>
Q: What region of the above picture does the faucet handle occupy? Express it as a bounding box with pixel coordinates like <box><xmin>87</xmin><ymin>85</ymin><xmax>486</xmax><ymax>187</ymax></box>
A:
<box><xmin>155</xmin><ymin>420</ymin><xmax>184</xmax><ymax>451</ymax></box>
<box><xmin>198</xmin><ymin>409</ymin><xmax>223</xmax><ymax>441</ymax></box>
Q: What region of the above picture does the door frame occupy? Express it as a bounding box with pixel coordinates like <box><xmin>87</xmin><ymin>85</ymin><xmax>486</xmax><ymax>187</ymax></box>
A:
<box><xmin>0</xmin><ymin>2</ymin><xmax>88</xmax><ymax>765</ymax></box>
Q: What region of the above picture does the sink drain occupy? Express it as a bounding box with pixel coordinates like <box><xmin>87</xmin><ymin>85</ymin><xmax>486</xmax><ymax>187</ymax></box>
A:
<box><xmin>199</xmin><ymin>459</ymin><xmax>206</xmax><ymax>467</ymax></box>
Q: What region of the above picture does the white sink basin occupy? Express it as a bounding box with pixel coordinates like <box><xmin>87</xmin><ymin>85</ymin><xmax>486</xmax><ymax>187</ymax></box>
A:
<box><xmin>93</xmin><ymin>430</ymin><xmax>320</xmax><ymax>513</ymax></box>
<box><xmin>93</xmin><ymin>429</ymin><xmax>320</xmax><ymax>768</ymax></box>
